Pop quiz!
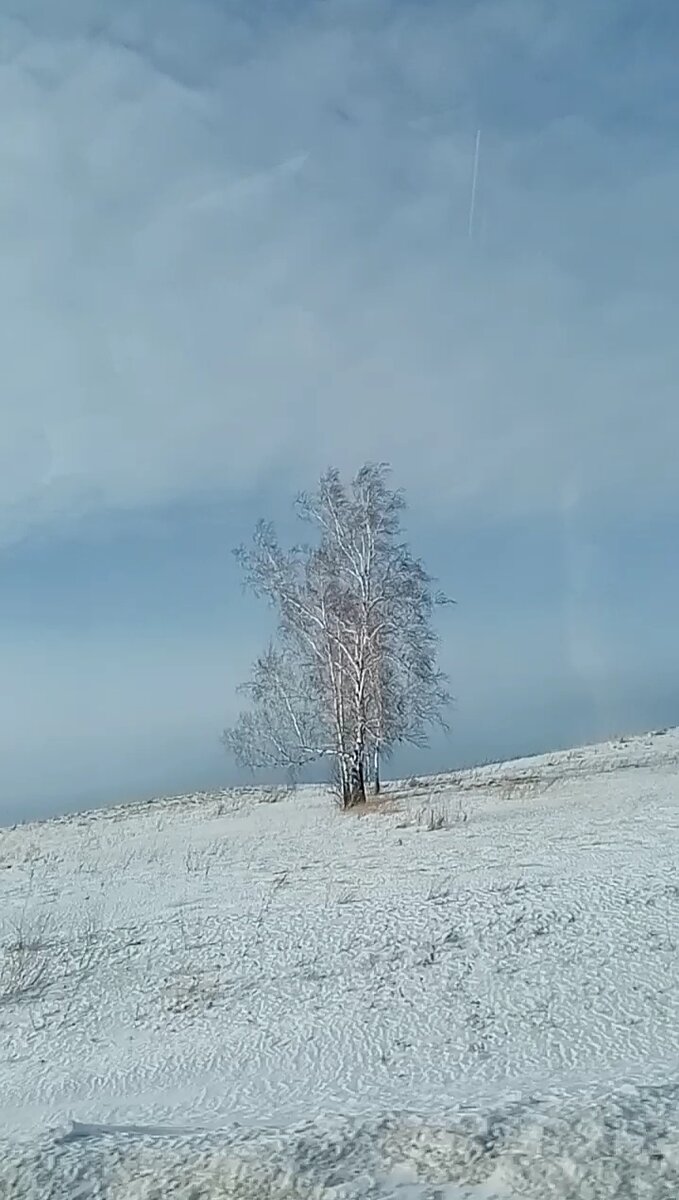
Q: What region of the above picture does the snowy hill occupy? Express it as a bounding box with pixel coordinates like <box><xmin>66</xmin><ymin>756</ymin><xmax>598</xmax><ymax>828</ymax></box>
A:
<box><xmin>2</xmin><ymin>728</ymin><xmax>679</xmax><ymax>1197</ymax></box>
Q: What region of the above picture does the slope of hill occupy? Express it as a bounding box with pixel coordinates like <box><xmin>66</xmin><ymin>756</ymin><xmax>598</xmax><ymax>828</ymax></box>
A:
<box><xmin>2</xmin><ymin>728</ymin><xmax>679</xmax><ymax>1197</ymax></box>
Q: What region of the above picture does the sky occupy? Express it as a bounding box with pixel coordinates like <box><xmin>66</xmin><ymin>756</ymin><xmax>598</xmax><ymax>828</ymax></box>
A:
<box><xmin>1</xmin><ymin>0</ymin><xmax>679</xmax><ymax>822</ymax></box>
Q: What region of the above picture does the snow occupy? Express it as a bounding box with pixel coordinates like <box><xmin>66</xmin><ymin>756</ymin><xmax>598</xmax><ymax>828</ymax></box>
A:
<box><xmin>2</xmin><ymin>728</ymin><xmax>679</xmax><ymax>1196</ymax></box>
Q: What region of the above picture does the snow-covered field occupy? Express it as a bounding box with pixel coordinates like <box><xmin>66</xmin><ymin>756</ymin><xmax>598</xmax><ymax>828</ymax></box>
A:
<box><xmin>2</xmin><ymin>729</ymin><xmax>679</xmax><ymax>1197</ymax></box>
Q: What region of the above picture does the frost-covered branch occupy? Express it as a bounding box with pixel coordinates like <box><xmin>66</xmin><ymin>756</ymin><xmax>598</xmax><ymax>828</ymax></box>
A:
<box><xmin>223</xmin><ymin>464</ymin><xmax>453</xmax><ymax>807</ymax></box>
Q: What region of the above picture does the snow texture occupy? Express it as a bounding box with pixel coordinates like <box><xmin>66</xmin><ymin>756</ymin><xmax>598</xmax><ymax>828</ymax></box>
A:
<box><xmin>2</xmin><ymin>728</ymin><xmax>679</xmax><ymax>1196</ymax></box>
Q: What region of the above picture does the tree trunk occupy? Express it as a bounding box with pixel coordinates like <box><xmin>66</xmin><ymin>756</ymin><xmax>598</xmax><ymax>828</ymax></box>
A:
<box><xmin>337</xmin><ymin>755</ymin><xmax>352</xmax><ymax>809</ymax></box>
<box><xmin>345</xmin><ymin>710</ymin><xmax>367</xmax><ymax>806</ymax></box>
<box><xmin>373</xmin><ymin>743</ymin><xmax>381</xmax><ymax>795</ymax></box>
<box><xmin>349</xmin><ymin>759</ymin><xmax>366</xmax><ymax>806</ymax></box>
<box><xmin>349</xmin><ymin>739</ymin><xmax>366</xmax><ymax>806</ymax></box>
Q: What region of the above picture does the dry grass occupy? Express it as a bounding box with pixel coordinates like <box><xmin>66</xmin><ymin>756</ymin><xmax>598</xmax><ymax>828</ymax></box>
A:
<box><xmin>0</xmin><ymin>900</ymin><xmax>107</xmax><ymax>1035</ymax></box>
<box><xmin>259</xmin><ymin>784</ymin><xmax>295</xmax><ymax>805</ymax></box>
<box><xmin>330</xmin><ymin>763</ymin><xmax>558</xmax><ymax>827</ymax></box>
<box><xmin>0</xmin><ymin>915</ymin><xmax>53</xmax><ymax>1007</ymax></box>
<box><xmin>344</xmin><ymin>793</ymin><xmax>398</xmax><ymax>817</ymax></box>
<box><xmin>417</xmin><ymin>802</ymin><xmax>452</xmax><ymax>831</ymax></box>
<box><xmin>165</xmin><ymin>971</ymin><xmax>221</xmax><ymax>1016</ymax></box>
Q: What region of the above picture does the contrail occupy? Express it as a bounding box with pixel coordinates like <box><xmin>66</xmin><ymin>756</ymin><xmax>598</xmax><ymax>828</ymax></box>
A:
<box><xmin>468</xmin><ymin>128</ymin><xmax>481</xmax><ymax>242</ymax></box>
<box><xmin>190</xmin><ymin>152</ymin><xmax>311</xmax><ymax>211</ymax></box>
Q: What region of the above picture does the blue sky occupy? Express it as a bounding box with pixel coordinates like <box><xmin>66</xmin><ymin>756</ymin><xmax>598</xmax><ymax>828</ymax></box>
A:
<box><xmin>1</xmin><ymin>0</ymin><xmax>679</xmax><ymax>822</ymax></box>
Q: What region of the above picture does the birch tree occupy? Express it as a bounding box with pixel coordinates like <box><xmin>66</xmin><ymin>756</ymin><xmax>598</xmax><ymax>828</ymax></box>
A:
<box><xmin>224</xmin><ymin>464</ymin><xmax>452</xmax><ymax>807</ymax></box>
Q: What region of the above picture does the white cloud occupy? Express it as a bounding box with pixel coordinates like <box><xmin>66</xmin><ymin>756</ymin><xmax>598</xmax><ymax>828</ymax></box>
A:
<box><xmin>1</xmin><ymin>0</ymin><xmax>678</xmax><ymax>546</ymax></box>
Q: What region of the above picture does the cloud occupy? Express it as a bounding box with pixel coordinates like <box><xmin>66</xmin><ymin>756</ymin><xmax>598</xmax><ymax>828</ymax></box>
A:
<box><xmin>1</xmin><ymin>0</ymin><xmax>678</xmax><ymax>548</ymax></box>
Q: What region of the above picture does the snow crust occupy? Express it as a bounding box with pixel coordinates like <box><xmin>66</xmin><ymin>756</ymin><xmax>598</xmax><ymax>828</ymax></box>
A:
<box><xmin>2</xmin><ymin>728</ymin><xmax>679</xmax><ymax>1196</ymax></box>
